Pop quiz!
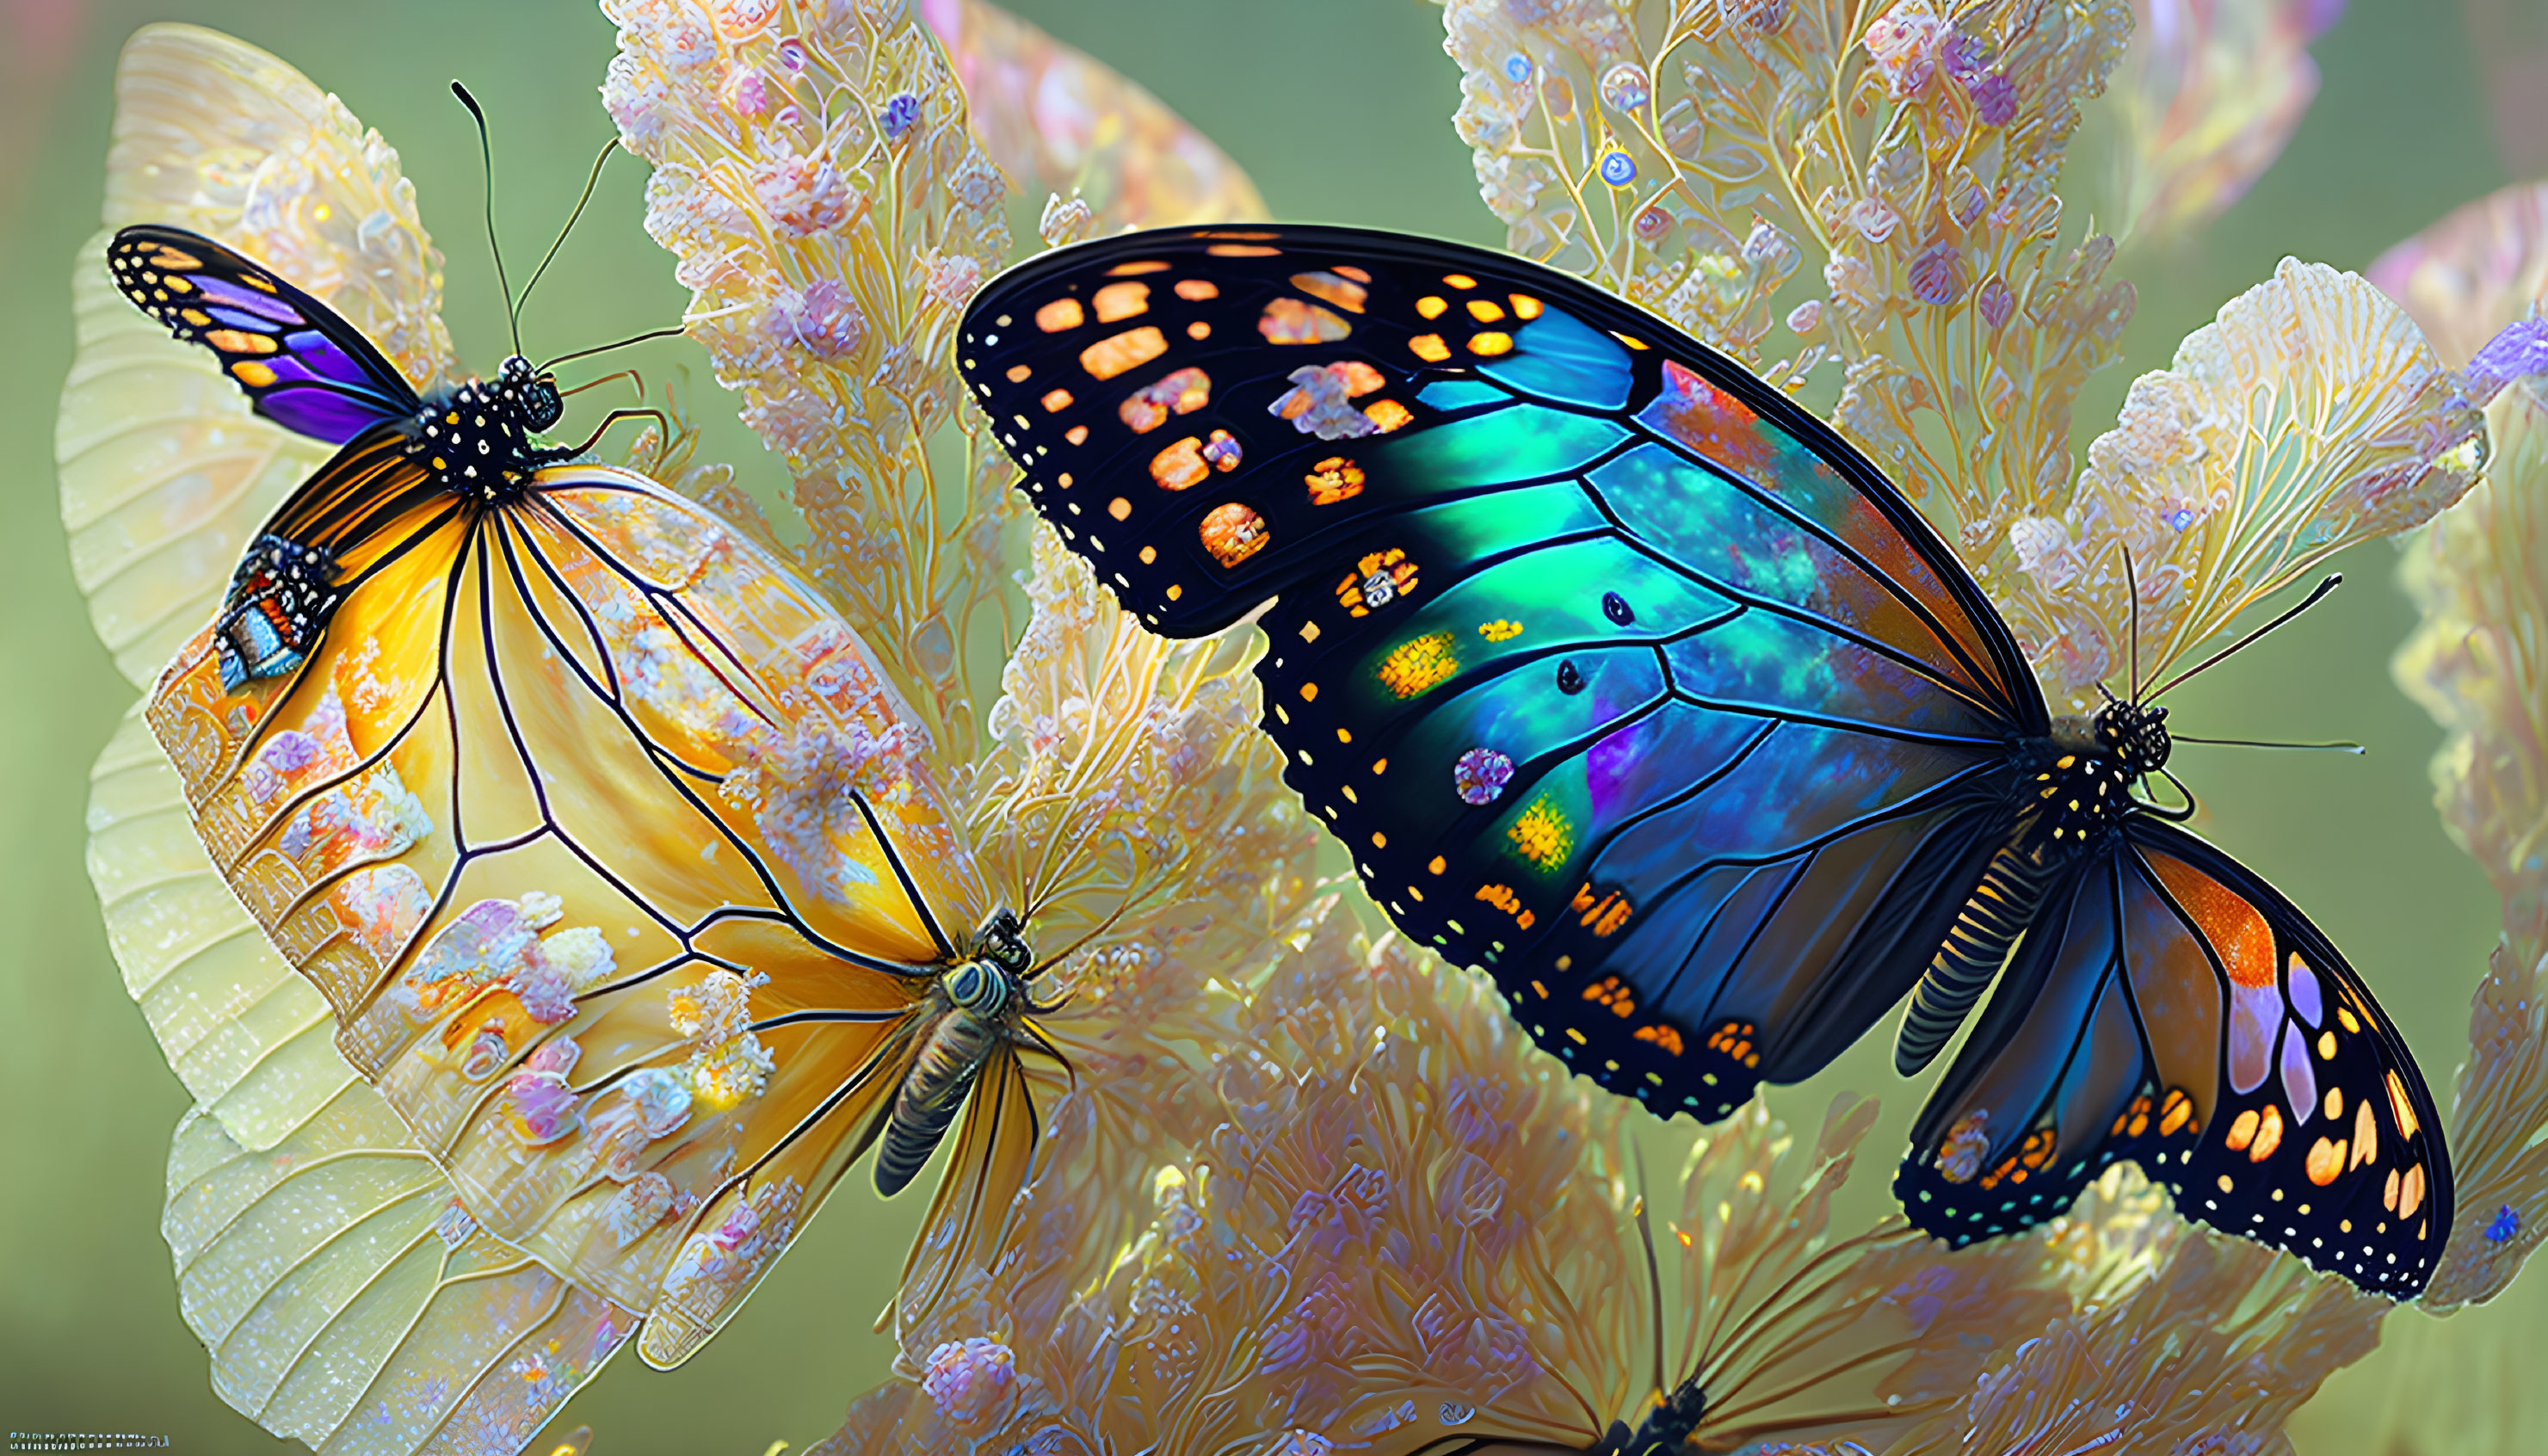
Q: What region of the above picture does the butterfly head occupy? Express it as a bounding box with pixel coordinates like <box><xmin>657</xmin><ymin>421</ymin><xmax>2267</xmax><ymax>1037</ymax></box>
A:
<box><xmin>2092</xmin><ymin>698</ymin><xmax>2173</xmax><ymax>775</ymax></box>
<box><xmin>943</xmin><ymin>910</ymin><xmax>1033</xmax><ymax>1019</ymax></box>
<box><xmin>497</xmin><ymin>354</ymin><xmax>565</xmax><ymax>434</ymax></box>
<box><xmin>971</xmin><ymin>909</ymin><xmax>1033</xmax><ymax>978</ymax></box>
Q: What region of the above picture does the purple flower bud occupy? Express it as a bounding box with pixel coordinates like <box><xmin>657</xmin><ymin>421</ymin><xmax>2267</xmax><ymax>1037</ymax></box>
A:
<box><xmin>1941</xmin><ymin>31</ymin><xmax>1990</xmax><ymax>80</ymax></box>
<box><xmin>1967</xmin><ymin>72</ymin><xmax>2018</xmax><ymax>127</ymax></box>
<box><xmin>879</xmin><ymin>91</ymin><xmax>921</xmax><ymax>142</ymax></box>
<box><xmin>1909</xmin><ymin>242</ymin><xmax>1965</xmax><ymax>306</ymax></box>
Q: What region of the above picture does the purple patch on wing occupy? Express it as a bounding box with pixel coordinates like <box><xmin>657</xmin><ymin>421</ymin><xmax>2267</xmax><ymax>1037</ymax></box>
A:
<box><xmin>262</xmin><ymin>388</ymin><xmax>395</xmax><ymax>444</ymax></box>
<box><xmin>278</xmin><ymin>330</ymin><xmax>379</xmax><ymax>387</ymax></box>
<box><xmin>194</xmin><ymin>275</ymin><xmax>305</xmax><ymax>324</ymax></box>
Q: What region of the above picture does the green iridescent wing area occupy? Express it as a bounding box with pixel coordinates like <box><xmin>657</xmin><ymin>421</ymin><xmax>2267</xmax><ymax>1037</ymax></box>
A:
<box><xmin>958</xmin><ymin>225</ymin><xmax>2045</xmax><ymax>1118</ymax></box>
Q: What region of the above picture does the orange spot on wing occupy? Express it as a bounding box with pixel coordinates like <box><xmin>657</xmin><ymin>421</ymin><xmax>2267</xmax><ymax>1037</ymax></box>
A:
<box><xmin>1082</xmin><ymin>326</ymin><xmax>1168</xmax><ymax>380</ymax></box>
<box><xmin>1197</xmin><ymin>503</ymin><xmax>1268</xmax><ymax>566</ymax></box>
<box><xmin>1036</xmin><ymin>298</ymin><xmax>1085</xmax><ymax>331</ymax></box>
<box><xmin>1410</xmin><ymin>333</ymin><xmax>1452</xmax><ymax>362</ymax></box>
<box><xmin>1174</xmin><ymin>278</ymin><xmax>1218</xmax><ymax>300</ymax></box>
<box><xmin>1259</xmin><ymin>297</ymin><xmax>1351</xmax><ymax>343</ymax></box>
<box><xmin>1093</xmin><ymin>281</ymin><xmax>1151</xmax><ymax>322</ymax></box>
<box><xmin>1362</xmin><ymin>399</ymin><xmax>1414</xmax><ymax>433</ymax></box>
<box><xmin>2306</xmin><ymin>1137</ymin><xmax>2347</xmax><ymax>1186</ymax></box>
<box><xmin>2144</xmin><ymin>852</ymin><xmax>2276</xmax><ymax>988</ymax></box>
<box><xmin>1040</xmin><ymin>388</ymin><xmax>1074</xmax><ymax>412</ymax></box>
<box><xmin>2249</xmin><ymin>1102</ymin><xmax>2283</xmax><ymax>1161</ymax></box>
<box><xmin>1151</xmin><ymin>437</ymin><xmax>1209</xmax><ymax>490</ymax></box>
<box><xmin>2385</xmin><ymin>1070</ymin><xmax>2420</xmax><ymax>1138</ymax></box>
<box><xmin>1209</xmin><ymin>243</ymin><xmax>1280</xmax><ymax>256</ymax></box>
<box><xmin>1106</xmin><ymin>260</ymin><xmax>1172</xmax><ymax>275</ymax></box>
<box><xmin>2225</xmin><ymin>1107</ymin><xmax>2260</xmax><ymax>1151</ymax></box>
<box><xmin>1291</xmin><ymin>271</ymin><xmax>1369</xmax><ymax>312</ymax></box>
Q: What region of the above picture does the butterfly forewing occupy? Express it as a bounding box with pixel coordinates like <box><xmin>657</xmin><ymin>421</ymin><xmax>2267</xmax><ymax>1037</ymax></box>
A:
<box><xmin>961</xmin><ymin>225</ymin><xmax>2041</xmax><ymax>1117</ymax></box>
<box><xmin>147</xmin><ymin>461</ymin><xmax>995</xmax><ymax>1360</ymax></box>
<box><xmin>1897</xmin><ymin>818</ymin><xmax>2451</xmax><ymax>1294</ymax></box>
<box><xmin>108</xmin><ymin>224</ymin><xmax>421</xmax><ymax>442</ymax></box>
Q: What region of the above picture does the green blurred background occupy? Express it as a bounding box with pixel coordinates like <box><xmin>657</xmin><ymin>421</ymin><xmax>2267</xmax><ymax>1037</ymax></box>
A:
<box><xmin>0</xmin><ymin>0</ymin><xmax>2526</xmax><ymax>1450</ymax></box>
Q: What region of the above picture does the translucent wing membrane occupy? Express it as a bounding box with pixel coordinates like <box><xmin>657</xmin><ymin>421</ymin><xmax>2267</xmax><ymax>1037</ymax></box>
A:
<box><xmin>147</xmin><ymin>461</ymin><xmax>996</xmax><ymax>1367</ymax></box>
<box><xmin>165</xmin><ymin>1089</ymin><xmax>632</xmax><ymax>1453</ymax></box>
<box><xmin>1899</xmin><ymin>819</ymin><xmax>2452</xmax><ymax>1295</ymax></box>
<box><xmin>958</xmin><ymin>225</ymin><xmax>2041</xmax><ymax>1117</ymax></box>
<box><xmin>108</xmin><ymin>225</ymin><xmax>421</xmax><ymax>444</ymax></box>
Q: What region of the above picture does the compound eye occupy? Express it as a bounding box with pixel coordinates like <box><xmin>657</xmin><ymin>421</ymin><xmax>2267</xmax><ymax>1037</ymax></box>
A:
<box><xmin>526</xmin><ymin>379</ymin><xmax>564</xmax><ymax>430</ymax></box>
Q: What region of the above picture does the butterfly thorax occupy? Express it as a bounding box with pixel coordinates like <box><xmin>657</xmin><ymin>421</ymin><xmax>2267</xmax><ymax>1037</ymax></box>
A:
<box><xmin>873</xmin><ymin>910</ymin><xmax>1034</xmax><ymax>1197</ymax></box>
<box><xmin>404</xmin><ymin>355</ymin><xmax>571</xmax><ymax>503</ymax></box>
<box><xmin>1895</xmin><ymin>706</ymin><xmax>2173</xmax><ymax>1076</ymax></box>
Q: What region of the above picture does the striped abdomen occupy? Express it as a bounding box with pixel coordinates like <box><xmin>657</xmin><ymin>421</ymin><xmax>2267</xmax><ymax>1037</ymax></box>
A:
<box><xmin>875</xmin><ymin>1009</ymin><xmax>1001</xmax><ymax>1196</ymax></box>
<box><xmin>1893</xmin><ymin>843</ymin><xmax>2057</xmax><ymax>1076</ymax></box>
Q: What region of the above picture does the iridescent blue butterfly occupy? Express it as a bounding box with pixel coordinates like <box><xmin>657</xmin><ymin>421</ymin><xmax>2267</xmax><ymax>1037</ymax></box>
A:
<box><xmin>958</xmin><ymin>225</ymin><xmax>2452</xmax><ymax>1296</ymax></box>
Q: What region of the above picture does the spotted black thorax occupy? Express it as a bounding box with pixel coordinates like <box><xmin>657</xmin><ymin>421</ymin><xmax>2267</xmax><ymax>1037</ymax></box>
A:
<box><xmin>2020</xmin><ymin>699</ymin><xmax>2178</xmax><ymax>853</ymax></box>
<box><xmin>404</xmin><ymin>354</ymin><xmax>574</xmax><ymax>501</ymax></box>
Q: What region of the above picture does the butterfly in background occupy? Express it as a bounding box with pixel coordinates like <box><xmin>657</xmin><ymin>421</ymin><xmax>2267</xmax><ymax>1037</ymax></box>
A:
<box><xmin>957</xmin><ymin>225</ymin><xmax>2452</xmax><ymax>1295</ymax></box>
<box><xmin>114</xmin><ymin>207</ymin><xmax>1062</xmax><ymax>1373</ymax></box>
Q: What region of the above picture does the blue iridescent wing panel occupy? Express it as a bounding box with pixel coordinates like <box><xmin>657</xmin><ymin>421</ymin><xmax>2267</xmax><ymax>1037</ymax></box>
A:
<box><xmin>109</xmin><ymin>224</ymin><xmax>420</xmax><ymax>443</ymax></box>
<box><xmin>959</xmin><ymin>225</ymin><xmax>2044</xmax><ymax>1118</ymax></box>
<box><xmin>1897</xmin><ymin>819</ymin><xmax>2451</xmax><ymax>1297</ymax></box>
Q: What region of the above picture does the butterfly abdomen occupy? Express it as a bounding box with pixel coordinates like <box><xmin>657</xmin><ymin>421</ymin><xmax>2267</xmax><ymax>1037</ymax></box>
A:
<box><xmin>876</xmin><ymin>995</ymin><xmax>1004</xmax><ymax>1196</ymax></box>
<box><xmin>1895</xmin><ymin>736</ymin><xmax>2138</xmax><ymax>1074</ymax></box>
<box><xmin>1894</xmin><ymin>842</ymin><xmax>2058</xmax><ymax>1075</ymax></box>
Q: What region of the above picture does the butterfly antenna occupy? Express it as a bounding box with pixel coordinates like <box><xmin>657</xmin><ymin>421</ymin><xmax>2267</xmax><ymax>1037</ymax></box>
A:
<box><xmin>2122</xmin><ymin>545</ymin><xmax>2144</xmax><ymax>701</ymax></box>
<box><xmin>2145</xmin><ymin>574</ymin><xmax>2343</xmax><ymax>703</ymax></box>
<box><xmin>2172</xmin><ymin>734</ymin><xmax>2366</xmax><ymax>754</ymax></box>
<box><xmin>1632</xmin><ymin>1157</ymin><xmax>1669</xmax><ymax>1401</ymax></box>
<box><xmin>540</xmin><ymin>325</ymin><xmax>688</xmax><ymax>373</ymax></box>
<box><xmin>450</xmin><ymin>81</ymin><xmax>522</xmax><ymax>358</ymax></box>
<box><xmin>516</xmin><ymin>138</ymin><xmax>618</xmax><ymax>323</ymax></box>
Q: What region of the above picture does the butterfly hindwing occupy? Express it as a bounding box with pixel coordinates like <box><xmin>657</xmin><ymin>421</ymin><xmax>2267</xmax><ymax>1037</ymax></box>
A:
<box><xmin>149</xmin><ymin>454</ymin><xmax>1003</xmax><ymax>1366</ymax></box>
<box><xmin>109</xmin><ymin>222</ymin><xmax>421</xmax><ymax>443</ymax></box>
<box><xmin>960</xmin><ymin>225</ymin><xmax>2044</xmax><ymax>1116</ymax></box>
<box><xmin>1897</xmin><ymin>818</ymin><xmax>2452</xmax><ymax>1294</ymax></box>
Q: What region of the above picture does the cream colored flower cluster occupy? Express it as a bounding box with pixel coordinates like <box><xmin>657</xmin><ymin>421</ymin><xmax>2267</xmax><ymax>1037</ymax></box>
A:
<box><xmin>602</xmin><ymin>0</ymin><xmax>1018</xmax><ymax>759</ymax></box>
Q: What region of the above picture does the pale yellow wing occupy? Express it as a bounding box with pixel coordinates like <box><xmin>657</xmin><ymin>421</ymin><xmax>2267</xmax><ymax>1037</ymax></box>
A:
<box><xmin>58</xmin><ymin>22</ymin><xmax>453</xmax><ymax>688</ymax></box>
<box><xmin>88</xmin><ymin>705</ymin><xmax>352</xmax><ymax>1145</ymax></box>
<box><xmin>165</xmin><ymin>1085</ymin><xmax>632</xmax><ymax>1455</ymax></box>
